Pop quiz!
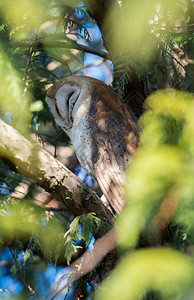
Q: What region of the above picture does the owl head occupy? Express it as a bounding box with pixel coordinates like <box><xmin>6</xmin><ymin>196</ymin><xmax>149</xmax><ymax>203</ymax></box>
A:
<box><xmin>46</xmin><ymin>76</ymin><xmax>111</xmax><ymax>131</ymax></box>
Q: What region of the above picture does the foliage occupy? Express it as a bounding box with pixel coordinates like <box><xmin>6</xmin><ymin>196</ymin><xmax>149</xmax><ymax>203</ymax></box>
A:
<box><xmin>0</xmin><ymin>0</ymin><xmax>193</xmax><ymax>299</ymax></box>
<box><xmin>55</xmin><ymin>213</ymin><xmax>110</xmax><ymax>265</ymax></box>
<box><xmin>109</xmin><ymin>0</ymin><xmax>193</xmax><ymax>89</ymax></box>
<box><xmin>0</xmin><ymin>197</ymin><xmax>65</xmax><ymax>265</ymax></box>
<box><xmin>0</xmin><ymin>44</ymin><xmax>31</xmax><ymax>135</ymax></box>
<box><xmin>0</xmin><ymin>0</ymin><xmax>92</xmax><ymax>134</ymax></box>
<box><xmin>97</xmin><ymin>248</ymin><xmax>194</xmax><ymax>300</ymax></box>
<box><xmin>100</xmin><ymin>90</ymin><xmax>194</xmax><ymax>299</ymax></box>
<box><xmin>0</xmin><ymin>197</ymin><xmax>107</xmax><ymax>279</ymax></box>
<box><xmin>0</xmin><ymin>2</ymin><xmax>101</xmax><ymax>297</ymax></box>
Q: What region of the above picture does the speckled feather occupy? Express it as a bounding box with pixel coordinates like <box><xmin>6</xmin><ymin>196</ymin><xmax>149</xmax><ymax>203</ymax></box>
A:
<box><xmin>46</xmin><ymin>76</ymin><xmax>139</xmax><ymax>214</ymax></box>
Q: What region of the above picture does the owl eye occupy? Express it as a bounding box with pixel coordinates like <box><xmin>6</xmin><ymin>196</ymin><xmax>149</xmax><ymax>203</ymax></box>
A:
<box><xmin>66</xmin><ymin>92</ymin><xmax>74</xmax><ymax>115</ymax></box>
<box><xmin>66</xmin><ymin>90</ymin><xmax>79</xmax><ymax>123</ymax></box>
<box><xmin>49</xmin><ymin>83</ymin><xmax>81</xmax><ymax>130</ymax></box>
<box><xmin>55</xmin><ymin>102</ymin><xmax>63</xmax><ymax>119</ymax></box>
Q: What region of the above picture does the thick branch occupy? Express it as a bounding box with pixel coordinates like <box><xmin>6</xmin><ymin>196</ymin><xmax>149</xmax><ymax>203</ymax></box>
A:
<box><xmin>0</xmin><ymin>120</ymin><xmax>113</xmax><ymax>224</ymax></box>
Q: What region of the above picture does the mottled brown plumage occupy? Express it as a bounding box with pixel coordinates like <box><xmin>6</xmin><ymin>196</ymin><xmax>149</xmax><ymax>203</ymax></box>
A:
<box><xmin>46</xmin><ymin>76</ymin><xmax>139</xmax><ymax>214</ymax></box>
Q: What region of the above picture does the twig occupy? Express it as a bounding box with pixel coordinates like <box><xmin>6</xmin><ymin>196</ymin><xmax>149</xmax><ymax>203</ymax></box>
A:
<box><xmin>9</xmin><ymin>248</ymin><xmax>44</xmax><ymax>300</ymax></box>
<box><xmin>11</xmin><ymin>179</ymin><xmax>32</xmax><ymax>199</ymax></box>
<box><xmin>50</xmin><ymin>284</ymin><xmax>71</xmax><ymax>300</ymax></box>
<box><xmin>72</xmin><ymin>58</ymin><xmax>105</xmax><ymax>74</ymax></box>
<box><xmin>31</xmin><ymin>58</ymin><xmax>106</xmax><ymax>83</ymax></box>
<box><xmin>43</xmin><ymin>206</ymin><xmax>68</xmax><ymax>212</ymax></box>
<box><xmin>9</xmin><ymin>190</ymin><xmax>70</xmax><ymax>216</ymax></box>
<box><xmin>54</xmin><ymin>130</ymin><xmax>64</xmax><ymax>158</ymax></box>
<box><xmin>154</xmin><ymin>23</ymin><xmax>194</xmax><ymax>31</ymax></box>
<box><xmin>166</xmin><ymin>50</ymin><xmax>192</xmax><ymax>79</ymax></box>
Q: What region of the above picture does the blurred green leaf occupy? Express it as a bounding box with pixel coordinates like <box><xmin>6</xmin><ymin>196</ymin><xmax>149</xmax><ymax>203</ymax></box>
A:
<box><xmin>0</xmin><ymin>45</ymin><xmax>31</xmax><ymax>135</ymax></box>
<box><xmin>0</xmin><ymin>198</ymin><xmax>66</xmax><ymax>264</ymax></box>
<box><xmin>118</xmin><ymin>90</ymin><xmax>194</xmax><ymax>248</ymax></box>
<box><xmin>30</xmin><ymin>100</ymin><xmax>43</xmax><ymax>112</ymax></box>
<box><xmin>97</xmin><ymin>248</ymin><xmax>194</xmax><ymax>300</ymax></box>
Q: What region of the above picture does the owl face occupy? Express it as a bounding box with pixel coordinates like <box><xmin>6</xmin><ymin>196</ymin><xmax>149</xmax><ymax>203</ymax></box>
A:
<box><xmin>46</xmin><ymin>76</ymin><xmax>95</xmax><ymax>132</ymax></box>
<box><xmin>46</xmin><ymin>76</ymin><xmax>106</xmax><ymax>175</ymax></box>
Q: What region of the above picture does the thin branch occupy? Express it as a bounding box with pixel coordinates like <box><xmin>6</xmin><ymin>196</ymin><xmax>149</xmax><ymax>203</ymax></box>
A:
<box><xmin>43</xmin><ymin>206</ymin><xmax>68</xmax><ymax>212</ymax></box>
<box><xmin>10</xmin><ymin>188</ymin><xmax>69</xmax><ymax>213</ymax></box>
<box><xmin>154</xmin><ymin>23</ymin><xmax>194</xmax><ymax>32</ymax></box>
<box><xmin>11</xmin><ymin>179</ymin><xmax>32</xmax><ymax>199</ymax></box>
<box><xmin>166</xmin><ymin>50</ymin><xmax>192</xmax><ymax>79</ymax></box>
<box><xmin>0</xmin><ymin>259</ymin><xmax>17</xmax><ymax>267</ymax></box>
<box><xmin>72</xmin><ymin>57</ymin><xmax>105</xmax><ymax>74</ymax></box>
<box><xmin>9</xmin><ymin>248</ymin><xmax>44</xmax><ymax>300</ymax></box>
<box><xmin>12</xmin><ymin>40</ymin><xmax>110</xmax><ymax>60</ymax></box>
<box><xmin>50</xmin><ymin>227</ymin><xmax>118</xmax><ymax>300</ymax></box>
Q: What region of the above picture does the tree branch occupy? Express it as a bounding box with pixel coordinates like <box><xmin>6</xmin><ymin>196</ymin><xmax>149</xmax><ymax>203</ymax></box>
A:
<box><xmin>166</xmin><ymin>50</ymin><xmax>192</xmax><ymax>79</ymax></box>
<box><xmin>51</xmin><ymin>227</ymin><xmax>118</xmax><ymax>300</ymax></box>
<box><xmin>12</xmin><ymin>40</ymin><xmax>110</xmax><ymax>60</ymax></box>
<box><xmin>0</xmin><ymin>119</ymin><xmax>113</xmax><ymax>224</ymax></box>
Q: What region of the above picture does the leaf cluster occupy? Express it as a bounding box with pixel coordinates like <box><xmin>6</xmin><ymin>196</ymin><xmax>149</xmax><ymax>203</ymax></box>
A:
<box><xmin>0</xmin><ymin>1</ymin><xmax>93</xmax><ymax>136</ymax></box>
<box><xmin>56</xmin><ymin>213</ymin><xmax>110</xmax><ymax>265</ymax></box>
<box><xmin>110</xmin><ymin>0</ymin><xmax>193</xmax><ymax>90</ymax></box>
<box><xmin>0</xmin><ymin>196</ymin><xmax>109</xmax><ymax>285</ymax></box>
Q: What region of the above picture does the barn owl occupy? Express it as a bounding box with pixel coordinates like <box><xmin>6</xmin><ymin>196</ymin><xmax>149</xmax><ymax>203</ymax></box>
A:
<box><xmin>46</xmin><ymin>76</ymin><xmax>139</xmax><ymax>215</ymax></box>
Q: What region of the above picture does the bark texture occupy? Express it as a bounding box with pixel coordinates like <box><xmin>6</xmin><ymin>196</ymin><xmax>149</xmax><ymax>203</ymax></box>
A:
<box><xmin>0</xmin><ymin>119</ymin><xmax>113</xmax><ymax>224</ymax></box>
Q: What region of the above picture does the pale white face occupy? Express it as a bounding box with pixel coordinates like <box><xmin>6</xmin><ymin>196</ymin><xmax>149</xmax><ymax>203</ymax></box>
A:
<box><xmin>45</xmin><ymin>76</ymin><xmax>94</xmax><ymax>135</ymax></box>
<box><xmin>45</xmin><ymin>76</ymin><xmax>94</xmax><ymax>175</ymax></box>
<box><xmin>45</xmin><ymin>84</ymin><xmax>81</xmax><ymax>131</ymax></box>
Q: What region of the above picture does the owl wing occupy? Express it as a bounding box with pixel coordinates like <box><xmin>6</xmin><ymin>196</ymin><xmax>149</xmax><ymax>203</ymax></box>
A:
<box><xmin>88</xmin><ymin>85</ymin><xmax>139</xmax><ymax>215</ymax></box>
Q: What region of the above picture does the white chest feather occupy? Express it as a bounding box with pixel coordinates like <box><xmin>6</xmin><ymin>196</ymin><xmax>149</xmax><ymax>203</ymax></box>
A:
<box><xmin>65</xmin><ymin>98</ymin><xmax>94</xmax><ymax>176</ymax></box>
